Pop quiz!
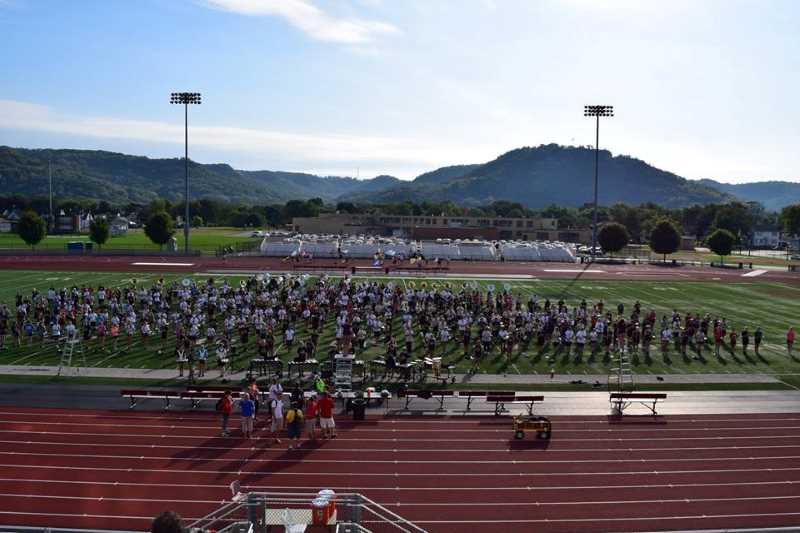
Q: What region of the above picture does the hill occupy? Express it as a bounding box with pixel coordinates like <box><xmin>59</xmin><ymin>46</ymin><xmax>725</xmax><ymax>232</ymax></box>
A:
<box><xmin>0</xmin><ymin>146</ymin><xmax>400</xmax><ymax>204</ymax></box>
<box><xmin>350</xmin><ymin>144</ymin><xmax>734</xmax><ymax>208</ymax></box>
<box><xmin>699</xmin><ymin>179</ymin><xmax>800</xmax><ymax>211</ymax></box>
<box><xmin>412</xmin><ymin>164</ymin><xmax>480</xmax><ymax>186</ymax></box>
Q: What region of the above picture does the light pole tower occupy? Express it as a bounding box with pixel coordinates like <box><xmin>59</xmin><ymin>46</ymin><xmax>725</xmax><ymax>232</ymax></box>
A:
<box><xmin>170</xmin><ymin>92</ymin><xmax>202</xmax><ymax>254</ymax></box>
<box><xmin>583</xmin><ymin>105</ymin><xmax>614</xmax><ymax>260</ymax></box>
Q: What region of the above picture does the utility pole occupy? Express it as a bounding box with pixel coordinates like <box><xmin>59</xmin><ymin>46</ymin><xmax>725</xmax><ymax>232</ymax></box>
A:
<box><xmin>583</xmin><ymin>105</ymin><xmax>614</xmax><ymax>260</ymax></box>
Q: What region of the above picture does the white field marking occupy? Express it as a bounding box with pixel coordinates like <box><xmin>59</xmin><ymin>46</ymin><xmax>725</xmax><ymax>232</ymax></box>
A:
<box><xmin>4</xmin><ymin>450</ymin><xmax>800</xmax><ymax>466</ymax></box>
<box><xmin>742</xmin><ymin>269</ymin><xmax>768</xmax><ymax>278</ymax></box>
<box><xmin>1</xmin><ymin>491</ymin><xmax>798</xmax><ymax>508</ymax></box>
<box><xmin>0</xmin><ymin>492</ymin><xmax>223</xmax><ymax>505</ymax></box>
<box><xmin>580</xmin><ymin>286</ymin><xmax>608</xmax><ymax>290</ymax></box>
<box><xmin>415</xmin><ymin>512</ymin><xmax>800</xmax><ymax>525</ymax></box>
<box><xmin>543</xmin><ymin>269</ymin><xmax>605</xmax><ymax>273</ymax></box>
<box><xmin>3</xmin><ymin>438</ymin><xmax>800</xmax><ymax>455</ymax></box>
<box><xmin>0</xmin><ymin>509</ymin><xmax>156</xmax><ymax>523</ymax></box>
<box><xmin>712</xmin><ymin>277</ymin><xmax>721</xmax><ymax>280</ymax></box>
<box><xmin>5</xmin><ymin>419</ymin><xmax>800</xmax><ymax>434</ymax></box>
<box><xmin>1</xmin><ymin>410</ymin><xmax>799</xmax><ymax>425</ymax></box>
<box><xmin>131</xmin><ymin>262</ymin><xmax>194</xmax><ymax>267</ymax></box>
<box><xmin>2</xmin><ymin>477</ymin><xmax>797</xmax><ymax>494</ymax></box>
<box><xmin>1</xmin><ymin>462</ymin><xmax>799</xmax><ymax>478</ymax></box>
<box><xmin>2</xmin><ymin>428</ymin><xmax>800</xmax><ymax>444</ymax></box>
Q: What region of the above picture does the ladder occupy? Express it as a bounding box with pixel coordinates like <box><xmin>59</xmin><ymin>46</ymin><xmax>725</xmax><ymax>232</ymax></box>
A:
<box><xmin>334</xmin><ymin>353</ymin><xmax>355</xmax><ymax>392</ymax></box>
<box><xmin>58</xmin><ymin>338</ymin><xmax>86</xmax><ymax>376</ymax></box>
<box><xmin>607</xmin><ymin>345</ymin><xmax>635</xmax><ymax>395</ymax></box>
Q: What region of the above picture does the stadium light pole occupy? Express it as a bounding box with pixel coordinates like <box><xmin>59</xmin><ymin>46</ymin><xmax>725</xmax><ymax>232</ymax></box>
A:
<box><xmin>170</xmin><ymin>92</ymin><xmax>202</xmax><ymax>254</ymax></box>
<box><xmin>583</xmin><ymin>105</ymin><xmax>613</xmax><ymax>260</ymax></box>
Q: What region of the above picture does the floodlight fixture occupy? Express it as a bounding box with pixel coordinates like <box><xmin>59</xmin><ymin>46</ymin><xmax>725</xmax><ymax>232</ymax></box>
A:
<box><xmin>170</xmin><ymin>91</ymin><xmax>202</xmax><ymax>254</ymax></box>
<box><xmin>584</xmin><ymin>104</ymin><xmax>614</xmax><ymax>259</ymax></box>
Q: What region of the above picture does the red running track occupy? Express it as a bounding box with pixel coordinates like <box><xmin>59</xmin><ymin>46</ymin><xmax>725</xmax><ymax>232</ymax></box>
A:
<box><xmin>0</xmin><ymin>408</ymin><xmax>799</xmax><ymax>532</ymax></box>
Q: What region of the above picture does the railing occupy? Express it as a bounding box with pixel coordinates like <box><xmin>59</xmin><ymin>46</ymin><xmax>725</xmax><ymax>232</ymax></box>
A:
<box><xmin>189</xmin><ymin>490</ymin><xmax>427</xmax><ymax>533</ymax></box>
<box><xmin>216</xmin><ymin>239</ymin><xmax>263</xmax><ymax>257</ymax></box>
<box><xmin>0</xmin><ymin>527</ymin><xmax>138</xmax><ymax>533</ymax></box>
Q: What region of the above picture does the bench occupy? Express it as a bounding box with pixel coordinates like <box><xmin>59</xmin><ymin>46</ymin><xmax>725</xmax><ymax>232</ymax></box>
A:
<box><xmin>120</xmin><ymin>389</ymin><xmax>182</xmax><ymax>410</ymax></box>
<box><xmin>610</xmin><ymin>392</ymin><xmax>667</xmax><ymax>416</ymax></box>
<box><xmin>487</xmin><ymin>394</ymin><xmax>544</xmax><ymax>416</ymax></box>
<box><xmin>287</xmin><ymin>359</ymin><xmax>319</xmax><ymax>379</ymax></box>
<box><xmin>458</xmin><ymin>390</ymin><xmax>496</xmax><ymax>411</ymax></box>
<box><xmin>403</xmin><ymin>389</ymin><xmax>456</xmax><ymax>410</ymax></box>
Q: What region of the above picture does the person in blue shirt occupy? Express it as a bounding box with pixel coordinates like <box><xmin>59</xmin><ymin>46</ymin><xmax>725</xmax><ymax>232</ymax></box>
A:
<box><xmin>240</xmin><ymin>392</ymin><xmax>255</xmax><ymax>439</ymax></box>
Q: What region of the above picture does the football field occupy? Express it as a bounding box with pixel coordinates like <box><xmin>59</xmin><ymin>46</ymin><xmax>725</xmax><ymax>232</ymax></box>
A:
<box><xmin>0</xmin><ymin>270</ymin><xmax>798</xmax><ymax>380</ymax></box>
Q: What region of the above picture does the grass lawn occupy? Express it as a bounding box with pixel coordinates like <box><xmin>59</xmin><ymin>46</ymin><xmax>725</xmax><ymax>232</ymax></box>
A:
<box><xmin>0</xmin><ymin>227</ymin><xmax>259</xmax><ymax>255</ymax></box>
<box><xmin>0</xmin><ymin>270</ymin><xmax>799</xmax><ymax>382</ymax></box>
<box><xmin>669</xmin><ymin>249</ymin><xmax>798</xmax><ymax>268</ymax></box>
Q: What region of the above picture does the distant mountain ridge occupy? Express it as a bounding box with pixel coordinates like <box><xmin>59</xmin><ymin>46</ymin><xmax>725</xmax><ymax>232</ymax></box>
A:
<box><xmin>699</xmin><ymin>179</ymin><xmax>800</xmax><ymax>211</ymax></box>
<box><xmin>350</xmin><ymin>144</ymin><xmax>736</xmax><ymax>209</ymax></box>
<box><xmin>0</xmin><ymin>146</ymin><xmax>400</xmax><ymax>204</ymax></box>
<box><xmin>0</xmin><ymin>144</ymin><xmax>795</xmax><ymax>210</ymax></box>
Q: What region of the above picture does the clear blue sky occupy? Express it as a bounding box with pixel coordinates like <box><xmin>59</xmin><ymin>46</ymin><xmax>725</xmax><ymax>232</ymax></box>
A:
<box><xmin>1</xmin><ymin>0</ymin><xmax>798</xmax><ymax>182</ymax></box>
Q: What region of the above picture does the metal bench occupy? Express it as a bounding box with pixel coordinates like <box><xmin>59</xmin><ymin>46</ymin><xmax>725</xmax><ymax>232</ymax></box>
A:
<box><xmin>610</xmin><ymin>392</ymin><xmax>667</xmax><ymax>416</ymax></box>
<box><xmin>487</xmin><ymin>394</ymin><xmax>544</xmax><ymax>416</ymax></box>
<box><xmin>120</xmin><ymin>389</ymin><xmax>182</xmax><ymax>410</ymax></box>
<box><xmin>403</xmin><ymin>389</ymin><xmax>456</xmax><ymax>410</ymax></box>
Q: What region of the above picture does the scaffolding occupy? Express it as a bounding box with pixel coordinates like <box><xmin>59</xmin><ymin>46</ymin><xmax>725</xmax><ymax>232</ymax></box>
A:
<box><xmin>188</xmin><ymin>489</ymin><xmax>427</xmax><ymax>533</ymax></box>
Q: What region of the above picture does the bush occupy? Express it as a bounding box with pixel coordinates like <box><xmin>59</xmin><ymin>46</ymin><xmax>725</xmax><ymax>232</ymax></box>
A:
<box><xmin>598</xmin><ymin>222</ymin><xmax>629</xmax><ymax>256</ymax></box>
<box><xmin>649</xmin><ymin>218</ymin><xmax>681</xmax><ymax>261</ymax></box>
<box><xmin>144</xmin><ymin>211</ymin><xmax>175</xmax><ymax>249</ymax></box>
<box><xmin>707</xmin><ymin>228</ymin><xmax>735</xmax><ymax>263</ymax></box>
<box><xmin>17</xmin><ymin>210</ymin><xmax>46</xmax><ymax>249</ymax></box>
<box><xmin>89</xmin><ymin>218</ymin><xmax>110</xmax><ymax>248</ymax></box>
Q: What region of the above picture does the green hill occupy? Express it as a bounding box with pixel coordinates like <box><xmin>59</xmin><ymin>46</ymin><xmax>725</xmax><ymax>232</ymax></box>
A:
<box><xmin>699</xmin><ymin>179</ymin><xmax>800</xmax><ymax>211</ymax></box>
<box><xmin>0</xmin><ymin>146</ymin><xmax>400</xmax><ymax>204</ymax></box>
<box><xmin>350</xmin><ymin>144</ymin><xmax>735</xmax><ymax>208</ymax></box>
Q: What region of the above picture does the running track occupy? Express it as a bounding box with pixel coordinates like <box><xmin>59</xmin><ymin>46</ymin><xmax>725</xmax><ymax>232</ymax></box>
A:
<box><xmin>0</xmin><ymin>254</ymin><xmax>798</xmax><ymax>284</ymax></box>
<box><xmin>1</xmin><ymin>409</ymin><xmax>800</xmax><ymax>532</ymax></box>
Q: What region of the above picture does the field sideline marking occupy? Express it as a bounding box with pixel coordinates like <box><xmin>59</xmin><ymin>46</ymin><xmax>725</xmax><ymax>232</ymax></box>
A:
<box><xmin>131</xmin><ymin>262</ymin><xmax>195</xmax><ymax>267</ymax></box>
<box><xmin>743</xmin><ymin>269</ymin><xmax>768</xmax><ymax>277</ymax></box>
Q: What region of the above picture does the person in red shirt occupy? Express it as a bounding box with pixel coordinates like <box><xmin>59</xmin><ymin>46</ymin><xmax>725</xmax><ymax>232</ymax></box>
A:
<box><xmin>318</xmin><ymin>393</ymin><xmax>336</xmax><ymax>439</ymax></box>
<box><xmin>788</xmin><ymin>327</ymin><xmax>796</xmax><ymax>357</ymax></box>
<box><xmin>305</xmin><ymin>395</ymin><xmax>319</xmax><ymax>441</ymax></box>
<box><xmin>218</xmin><ymin>390</ymin><xmax>233</xmax><ymax>437</ymax></box>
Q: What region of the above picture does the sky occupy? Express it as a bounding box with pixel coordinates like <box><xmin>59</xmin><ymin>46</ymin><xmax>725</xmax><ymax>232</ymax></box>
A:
<box><xmin>0</xmin><ymin>0</ymin><xmax>799</xmax><ymax>182</ymax></box>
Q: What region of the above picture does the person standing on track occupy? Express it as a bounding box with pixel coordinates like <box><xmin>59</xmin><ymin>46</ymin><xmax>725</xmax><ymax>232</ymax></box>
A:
<box><xmin>239</xmin><ymin>392</ymin><xmax>255</xmax><ymax>439</ymax></box>
<box><xmin>217</xmin><ymin>389</ymin><xmax>233</xmax><ymax>437</ymax></box>
<box><xmin>788</xmin><ymin>327</ymin><xmax>796</xmax><ymax>357</ymax></box>
<box><xmin>318</xmin><ymin>391</ymin><xmax>336</xmax><ymax>439</ymax></box>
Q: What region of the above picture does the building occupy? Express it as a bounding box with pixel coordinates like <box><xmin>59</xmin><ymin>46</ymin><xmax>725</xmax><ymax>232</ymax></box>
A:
<box><xmin>0</xmin><ymin>218</ymin><xmax>11</xmax><ymax>233</ymax></box>
<box><xmin>291</xmin><ymin>212</ymin><xmax>591</xmax><ymax>243</ymax></box>
<box><xmin>751</xmin><ymin>225</ymin><xmax>782</xmax><ymax>248</ymax></box>
<box><xmin>111</xmin><ymin>216</ymin><xmax>130</xmax><ymax>236</ymax></box>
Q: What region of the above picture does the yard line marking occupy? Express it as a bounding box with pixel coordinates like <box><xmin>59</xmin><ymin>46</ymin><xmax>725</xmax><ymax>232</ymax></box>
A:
<box><xmin>131</xmin><ymin>262</ymin><xmax>195</xmax><ymax>267</ymax></box>
<box><xmin>4</xmin><ymin>450</ymin><xmax>800</xmax><ymax>465</ymax></box>
<box><xmin>742</xmin><ymin>269</ymin><xmax>768</xmax><ymax>277</ymax></box>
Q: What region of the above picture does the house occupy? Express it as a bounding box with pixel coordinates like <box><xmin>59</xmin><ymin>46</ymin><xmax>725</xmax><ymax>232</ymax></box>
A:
<box><xmin>4</xmin><ymin>209</ymin><xmax>22</xmax><ymax>233</ymax></box>
<box><xmin>751</xmin><ymin>225</ymin><xmax>782</xmax><ymax>248</ymax></box>
<box><xmin>79</xmin><ymin>213</ymin><xmax>94</xmax><ymax>232</ymax></box>
<box><xmin>0</xmin><ymin>218</ymin><xmax>11</xmax><ymax>233</ymax></box>
<box><xmin>111</xmin><ymin>215</ymin><xmax>129</xmax><ymax>236</ymax></box>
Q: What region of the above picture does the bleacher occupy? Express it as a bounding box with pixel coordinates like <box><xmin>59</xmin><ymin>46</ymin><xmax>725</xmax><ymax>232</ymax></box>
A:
<box><xmin>500</xmin><ymin>241</ymin><xmax>576</xmax><ymax>262</ymax></box>
<box><xmin>457</xmin><ymin>242</ymin><xmax>496</xmax><ymax>261</ymax></box>
<box><xmin>301</xmin><ymin>241</ymin><xmax>340</xmax><ymax>258</ymax></box>
<box><xmin>418</xmin><ymin>242</ymin><xmax>461</xmax><ymax>260</ymax></box>
<box><xmin>260</xmin><ymin>239</ymin><xmax>301</xmax><ymax>257</ymax></box>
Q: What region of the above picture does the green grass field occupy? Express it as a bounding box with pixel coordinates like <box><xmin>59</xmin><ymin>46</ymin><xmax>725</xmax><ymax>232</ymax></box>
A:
<box><xmin>0</xmin><ymin>227</ymin><xmax>259</xmax><ymax>255</ymax></box>
<box><xmin>0</xmin><ymin>270</ymin><xmax>799</xmax><ymax>382</ymax></box>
